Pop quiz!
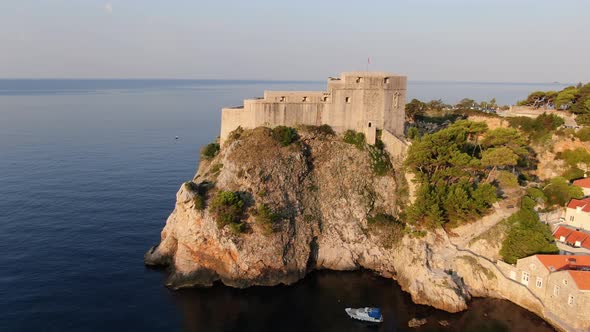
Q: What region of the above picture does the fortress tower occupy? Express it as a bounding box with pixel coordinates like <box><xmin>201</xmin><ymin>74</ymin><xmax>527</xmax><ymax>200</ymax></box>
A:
<box><xmin>220</xmin><ymin>72</ymin><xmax>407</xmax><ymax>154</ymax></box>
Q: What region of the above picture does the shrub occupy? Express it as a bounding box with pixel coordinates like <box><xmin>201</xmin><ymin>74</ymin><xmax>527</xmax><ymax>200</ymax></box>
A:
<box><xmin>271</xmin><ymin>126</ymin><xmax>298</xmax><ymax>146</ymax></box>
<box><xmin>496</xmin><ymin>171</ymin><xmax>519</xmax><ymax>189</ymax></box>
<box><xmin>367</xmin><ymin>213</ymin><xmax>405</xmax><ymax>248</ymax></box>
<box><xmin>576</xmin><ymin>127</ymin><xmax>590</xmax><ymax>141</ymax></box>
<box><xmin>562</xmin><ymin>167</ymin><xmax>585</xmax><ymax>181</ymax></box>
<box><xmin>317</xmin><ymin>124</ymin><xmax>336</xmax><ymax>136</ymax></box>
<box><xmin>407</xmin><ymin>127</ymin><xmax>419</xmax><ymax>140</ymax></box>
<box><xmin>526</xmin><ymin>187</ymin><xmax>546</xmax><ymax>205</ymax></box>
<box><xmin>209</xmin><ymin>191</ymin><xmax>246</xmax><ymax>232</ymax></box>
<box><xmin>255</xmin><ymin>204</ymin><xmax>279</xmax><ymax>235</ymax></box>
<box><xmin>201</xmin><ymin>142</ymin><xmax>220</xmax><ymax>160</ymax></box>
<box><xmin>343</xmin><ymin>130</ymin><xmax>365</xmax><ymax>149</ymax></box>
<box><xmin>184</xmin><ymin>181</ymin><xmax>210</xmax><ymax>211</ymax></box>
<box><xmin>558</xmin><ymin>148</ymin><xmax>590</xmax><ymax>167</ymax></box>
<box><xmin>368</xmin><ymin>143</ymin><xmax>391</xmax><ymax>176</ymax></box>
<box><xmin>507</xmin><ymin>113</ymin><xmax>564</xmax><ymax>143</ymax></box>
<box><xmin>210</xmin><ymin>163</ymin><xmax>223</xmax><ymax>175</ymax></box>
<box><xmin>575</xmin><ymin>114</ymin><xmax>590</xmax><ymax>126</ymax></box>
<box><xmin>228</xmin><ymin>222</ymin><xmax>246</xmax><ymax>235</ymax></box>
<box><xmin>300</xmin><ymin>124</ymin><xmax>335</xmax><ymax>138</ymax></box>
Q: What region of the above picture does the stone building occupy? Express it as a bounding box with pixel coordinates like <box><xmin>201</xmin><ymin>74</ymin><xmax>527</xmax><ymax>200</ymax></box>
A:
<box><xmin>219</xmin><ymin>72</ymin><xmax>408</xmax><ymax>157</ymax></box>
<box><xmin>501</xmin><ymin>254</ymin><xmax>590</xmax><ymax>328</ymax></box>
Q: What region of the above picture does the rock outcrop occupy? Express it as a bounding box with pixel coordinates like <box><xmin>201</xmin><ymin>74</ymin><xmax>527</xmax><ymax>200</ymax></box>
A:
<box><xmin>145</xmin><ymin>127</ymin><xmax>470</xmax><ymax>312</ymax></box>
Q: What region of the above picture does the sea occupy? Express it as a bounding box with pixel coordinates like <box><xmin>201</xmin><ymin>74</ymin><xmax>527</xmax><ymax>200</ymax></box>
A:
<box><xmin>0</xmin><ymin>79</ymin><xmax>567</xmax><ymax>332</ymax></box>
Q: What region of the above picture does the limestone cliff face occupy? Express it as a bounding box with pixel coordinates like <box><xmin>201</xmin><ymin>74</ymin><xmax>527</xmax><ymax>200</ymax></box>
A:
<box><xmin>145</xmin><ymin>127</ymin><xmax>470</xmax><ymax>312</ymax></box>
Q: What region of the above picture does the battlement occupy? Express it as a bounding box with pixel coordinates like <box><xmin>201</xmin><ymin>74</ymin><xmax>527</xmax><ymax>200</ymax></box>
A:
<box><xmin>219</xmin><ymin>71</ymin><xmax>407</xmax><ymax>152</ymax></box>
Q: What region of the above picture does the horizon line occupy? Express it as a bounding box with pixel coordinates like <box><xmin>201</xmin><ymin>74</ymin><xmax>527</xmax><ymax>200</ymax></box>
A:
<box><xmin>0</xmin><ymin>77</ymin><xmax>576</xmax><ymax>86</ymax></box>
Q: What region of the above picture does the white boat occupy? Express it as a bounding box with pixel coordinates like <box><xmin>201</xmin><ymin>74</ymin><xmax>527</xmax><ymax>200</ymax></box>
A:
<box><xmin>345</xmin><ymin>307</ymin><xmax>383</xmax><ymax>323</ymax></box>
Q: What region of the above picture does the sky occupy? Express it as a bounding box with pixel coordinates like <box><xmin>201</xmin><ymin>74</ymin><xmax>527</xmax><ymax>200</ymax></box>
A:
<box><xmin>0</xmin><ymin>0</ymin><xmax>588</xmax><ymax>82</ymax></box>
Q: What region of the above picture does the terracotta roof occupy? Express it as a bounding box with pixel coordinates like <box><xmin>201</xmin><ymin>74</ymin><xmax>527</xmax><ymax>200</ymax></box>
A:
<box><xmin>535</xmin><ymin>255</ymin><xmax>590</xmax><ymax>272</ymax></box>
<box><xmin>553</xmin><ymin>226</ymin><xmax>590</xmax><ymax>249</ymax></box>
<box><xmin>573</xmin><ymin>178</ymin><xmax>590</xmax><ymax>189</ymax></box>
<box><xmin>568</xmin><ymin>270</ymin><xmax>590</xmax><ymax>290</ymax></box>
<box><xmin>554</xmin><ymin>226</ymin><xmax>574</xmax><ymax>239</ymax></box>
<box><xmin>567</xmin><ymin>197</ymin><xmax>590</xmax><ymax>212</ymax></box>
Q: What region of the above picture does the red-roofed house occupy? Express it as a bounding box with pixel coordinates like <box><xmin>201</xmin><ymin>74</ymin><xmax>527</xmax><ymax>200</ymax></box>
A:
<box><xmin>500</xmin><ymin>254</ymin><xmax>590</xmax><ymax>324</ymax></box>
<box><xmin>573</xmin><ymin>177</ymin><xmax>590</xmax><ymax>196</ymax></box>
<box><xmin>553</xmin><ymin>226</ymin><xmax>590</xmax><ymax>255</ymax></box>
<box><xmin>565</xmin><ymin>197</ymin><xmax>590</xmax><ymax>231</ymax></box>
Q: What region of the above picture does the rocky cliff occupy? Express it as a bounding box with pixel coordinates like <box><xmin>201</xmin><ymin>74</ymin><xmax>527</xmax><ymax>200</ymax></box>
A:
<box><xmin>145</xmin><ymin>126</ymin><xmax>587</xmax><ymax>330</ymax></box>
<box><xmin>145</xmin><ymin>127</ymin><xmax>474</xmax><ymax>312</ymax></box>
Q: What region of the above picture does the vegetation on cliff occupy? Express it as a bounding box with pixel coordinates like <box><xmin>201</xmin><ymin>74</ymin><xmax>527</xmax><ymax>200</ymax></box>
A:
<box><xmin>535</xmin><ymin>177</ymin><xmax>583</xmax><ymax>208</ymax></box>
<box><xmin>500</xmin><ymin>196</ymin><xmax>559</xmax><ymax>264</ymax></box>
<box><xmin>271</xmin><ymin>126</ymin><xmax>299</xmax><ymax>146</ymax></box>
<box><xmin>201</xmin><ymin>142</ymin><xmax>220</xmax><ymax>160</ymax></box>
<box><xmin>183</xmin><ymin>181</ymin><xmax>211</xmax><ymax>211</ymax></box>
<box><xmin>209</xmin><ymin>190</ymin><xmax>247</xmax><ymax>234</ymax></box>
<box><xmin>405</xmin><ymin>97</ymin><xmax>501</xmax><ymax>123</ymax></box>
<box><xmin>367</xmin><ymin>213</ymin><xmax>405</xmax><ymax>248</ymax></box>
<box><xmin>556</xmin><ymin>148</ymin><xmax>590</xmax><ymax>181</ymax></box>
<box><xmin>405</xmin><ymin>120</ymin><xmax>531</xmax><ymax>228</ymax></box>
<box><xmin>343</xmin><ymin>129</ymin><xmax>366</xmax><ymax>149</ymax></box>
<box><xmin>506</xmin><ymin>113</ymin><xmax>564</xmax><ymax>143</ymax></box>
<box><xmin>255</xmin><ymin>204</ymin><xmax>280</xmax><ymax>235</ymax></box>
<box><xmin>517</xmin><ymin>82</ymin><xmax>590</xmax><ymax>115</ymax></box>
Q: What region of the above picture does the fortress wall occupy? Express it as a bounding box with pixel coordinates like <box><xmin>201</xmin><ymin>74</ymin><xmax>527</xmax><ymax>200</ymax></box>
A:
<box><xmin>381</xmin><ymin>129</ymin><xmax>408</xmax><ymax>160</ymax></box>
<box><xmin>251</xmin><ymin>102</ymin><xmax>324</xmax><ymax>128</ymax></box>
<box><xmin>220</xmin><ymin>106</ymin><xmax>255</xmax><ymax>145</ymax></box>
<box><xmin>219</xmin><ymin>72</ymin><xmax>408</xmax><ymax>144</ymax></box>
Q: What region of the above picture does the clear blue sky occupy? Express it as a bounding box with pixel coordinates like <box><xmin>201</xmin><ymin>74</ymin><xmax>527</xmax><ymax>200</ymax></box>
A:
<box><xmin>1</xmin><ymin>0</ymin><xmax>588</xmax><ymax>82</ymax></box>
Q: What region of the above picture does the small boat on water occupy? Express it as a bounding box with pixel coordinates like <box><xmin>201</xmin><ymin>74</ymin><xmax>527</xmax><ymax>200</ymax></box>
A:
<box><xmin>345</xmin><ymin>307</ymin><xmax>383</xmax><ymax>323</ymax></box>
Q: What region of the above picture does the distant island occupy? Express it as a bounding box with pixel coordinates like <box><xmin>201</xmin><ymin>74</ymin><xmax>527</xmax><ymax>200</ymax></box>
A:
<box><xmin>146</xmin><ymin>72</ymin><xmax>590</xmax><ymax>331</ymax></box>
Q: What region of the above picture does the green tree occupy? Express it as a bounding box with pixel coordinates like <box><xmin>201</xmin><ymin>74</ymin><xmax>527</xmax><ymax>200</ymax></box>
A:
<box><xmin>481</xmin><ymin>147</ymin><xmax>519</xmax><ymax>182</ymax></box>
<box><xmin>542</xmin><ymin>177</ymin><xmax>583</xmax><ymax>207</ymax></box>
<box><xmin>405</xmin><ymin>98</ymin><xmax>428</xmax><ymax>121</ymax></box>
<box><xmin>489</xmin><ymin>98</ymin><xmax>497</xmax><ymax>109</ymax></box>
<box><xmin>500</xmin><ymin>205</ymin><xmax>558</xmax><ymax>264</ymax></box>
<box><xmin>405</xmin><ymin>121</ymin><xmax>501</xmax><ymax>227</ymax></box>
<box><xmin>456</xmin><ymin>98</ymin><xmax>476</xmax><ymax>110</ymax></box>
<box><xmin>426</xmin><ymin>99</ymin><xmax>448</xmax><ymax>112</ymax></box>
<box><xmin>555</xmin><ymin>88</ymin><xmax>578</xmax><ymax>110</ymax></box>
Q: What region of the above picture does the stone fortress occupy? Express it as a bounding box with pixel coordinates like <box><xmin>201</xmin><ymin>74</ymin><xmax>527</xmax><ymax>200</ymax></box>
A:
<box><xmin>219</xmin><ymin>71</ymin><xmax>408</xmax><ymax>157</ymax></box>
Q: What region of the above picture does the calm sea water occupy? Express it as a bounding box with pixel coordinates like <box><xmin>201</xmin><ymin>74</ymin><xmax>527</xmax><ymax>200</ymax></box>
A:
<box><xmin>0</xmin><ymin>79</ymin><xmax>562</xmax><ymax>332</ymax></box>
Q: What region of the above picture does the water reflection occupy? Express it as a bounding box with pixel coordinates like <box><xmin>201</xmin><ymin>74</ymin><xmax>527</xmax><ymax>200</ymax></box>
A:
<box><xmin>171</xmin><ymin>270</ymin><xmax>554</xmax><ymax>332</ymax></box>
